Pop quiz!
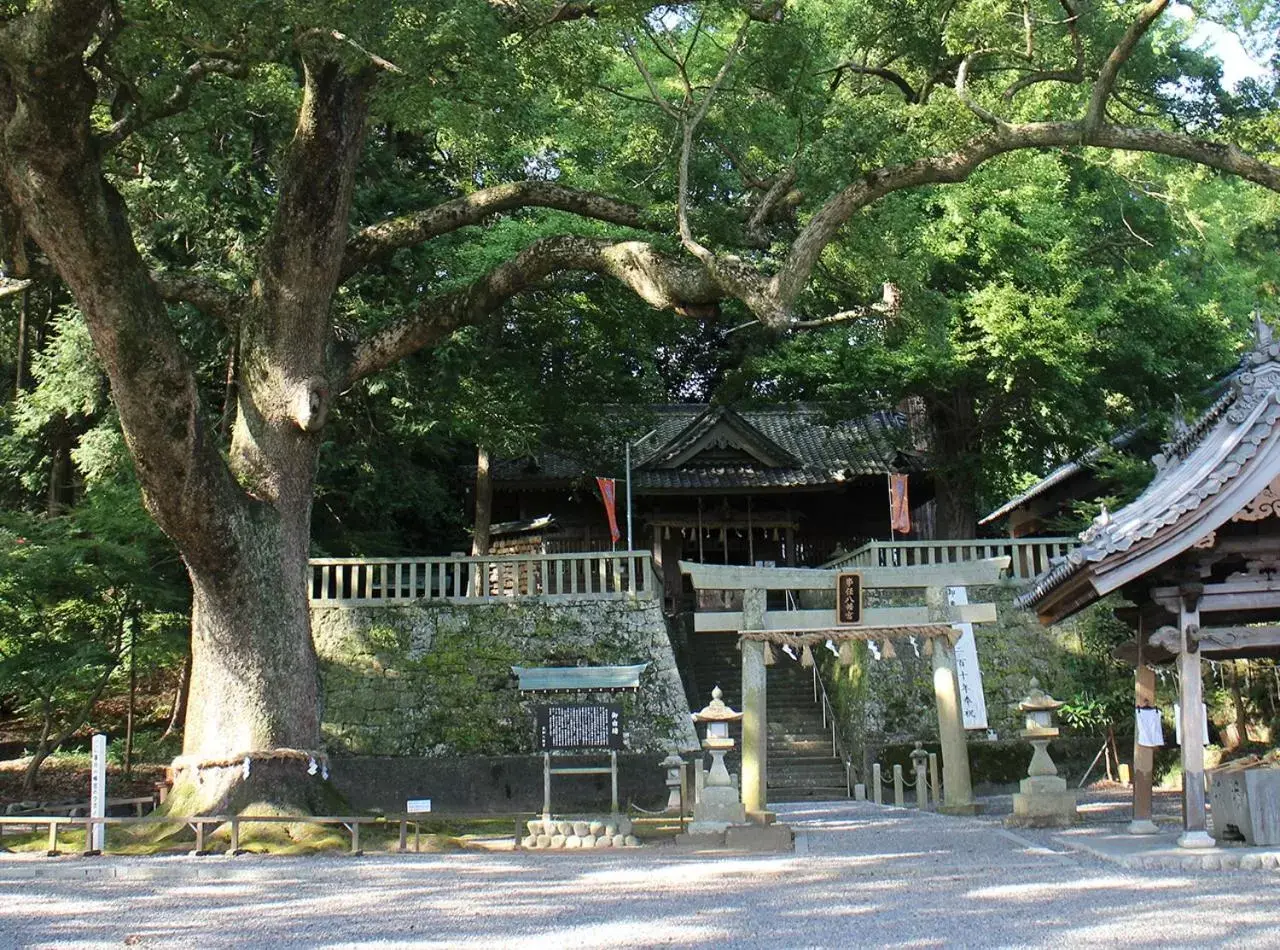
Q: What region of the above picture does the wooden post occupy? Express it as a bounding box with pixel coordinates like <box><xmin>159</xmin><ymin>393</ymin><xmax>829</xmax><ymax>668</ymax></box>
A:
<box><xmin>929</xmin><ymin>752</ymin><xmax>941</xmax><ymax>805</ymax></box>
<box><xmin>892</xmin><ymin>765</ymin><xmax>905</xmax><ymax>807</ymax></box>
<box><xmin>1129</xmin><ymin>624</ymin><xmax>1159</xmax><ymax>834</ymax></box>
<box><xmin>1178</xmin><ymin>587</ymin><xmax>1213</xmax><ymax>849</ymax></box>
<box><xmin>350</xmin><ymin>820</ymin><xmax>361</xmax><ymax>856</ymax></box>
<box><xmin>741</xmin><ymin>588</ymin><xmax>768</xmax><ymax>818</ymax></box>
<box><xmin>872</xmin><ymin>763</ymin><xmax>883</xmax><ymax>805</ymax></box>
<box><xmin>927</xmin><ymin>587</ymin><xmax>977</xmax><ymax>813</ymax></box>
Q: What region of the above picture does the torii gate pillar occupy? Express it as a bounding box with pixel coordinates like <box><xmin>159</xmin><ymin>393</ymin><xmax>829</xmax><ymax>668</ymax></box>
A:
<box><xmin>927</xmin><ymin>587</ymin><xmax>977</xmax><ymax>813</ymax></box>
<box><xmin>740</xmin><ymin>588</ymin><xmax>768</xmax><ymax>818</ymax></box>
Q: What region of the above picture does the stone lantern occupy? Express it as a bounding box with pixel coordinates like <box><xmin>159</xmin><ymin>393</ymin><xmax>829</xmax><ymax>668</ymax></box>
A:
<box><xmin>660</xmin><ymin>753</ymin><xmax>685</xmax><ymax>814</ymax></box>
<box><xmin>688</xmin><ymin>686</ymin><xmax>747</xmax><ymax>832</ymax></box>
<box><xmin>1007</xmin><ymin>678</ymin><xmax>1077</xmax><ymax>827</ymax></box>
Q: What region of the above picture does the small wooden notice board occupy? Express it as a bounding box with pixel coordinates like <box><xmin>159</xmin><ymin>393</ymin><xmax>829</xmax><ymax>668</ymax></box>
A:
<box><xmin>536</xmin><ymin>703</ymin><xmax>624</xmax><ymax>817</ymax></box>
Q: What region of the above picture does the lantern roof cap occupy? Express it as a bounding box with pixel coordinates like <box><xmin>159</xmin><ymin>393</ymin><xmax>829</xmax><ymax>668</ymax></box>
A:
<box><xmin>1017</xmin><ymin>678</ymin><xmax>1065</xmax><ymax>712</ymax></box>
<box><xmin>693</xmin><ymin>686</ymin><xmax>743</xmax><ymax>722</ymax></box>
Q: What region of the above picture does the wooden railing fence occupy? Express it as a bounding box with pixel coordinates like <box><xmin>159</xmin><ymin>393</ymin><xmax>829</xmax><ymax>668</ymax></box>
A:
<box><xmin>309</xmin><ymin>550</ymin><xmax>657</xmax><ymax>606</ymax></box>
<box><xmin>825</xmin><ymin>537</ymin><xmax>1078</xmax><ymax>583</ymax></box>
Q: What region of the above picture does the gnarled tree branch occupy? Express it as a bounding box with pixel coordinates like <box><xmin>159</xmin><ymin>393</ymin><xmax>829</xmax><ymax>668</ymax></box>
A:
<box><xmin>345</xmin><ymin>235</ymin><xmax>721</xmax><ymax>384</ymax></box>
<box><xmin>1084</xmin><ymin>0</ymin><xmax>1168</xmax><ymax>134</ymax></box>
<box><xmin>1003</xmin><ymin>0</ymin><xmax>1084</xmax><ymax>100</ymax></box>
<box><xmin>822</xmin><ymin>62</ymin><xmax>919</xmax><ymax>103</ymax></box>
<box><xmin>342</xmin><ymin>181</ymin><xmax>654</xmax><ymax>278</ymax></box>
<box><xmin>99</xmin><ymin>56</ymin><xmax>249</xmax><ymax>150</ymax></box>
<box><xmin>152</xmin><ymin>272</ymin><xmax>243</xmax><ymax>324</ymax></box>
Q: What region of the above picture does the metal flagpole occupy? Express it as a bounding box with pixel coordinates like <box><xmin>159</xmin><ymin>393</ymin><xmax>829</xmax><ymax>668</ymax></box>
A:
<box><xmin>626</xmin><ymin>429</ymin><xmax>659</xmax><ymax>554</ymax></box>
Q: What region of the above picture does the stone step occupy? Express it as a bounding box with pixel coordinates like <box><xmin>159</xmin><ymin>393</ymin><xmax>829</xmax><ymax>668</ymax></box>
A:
<box><xmin>769</xmin><ymin>786</ymin><xmax>851</xmax><ymax>802</ymax></box>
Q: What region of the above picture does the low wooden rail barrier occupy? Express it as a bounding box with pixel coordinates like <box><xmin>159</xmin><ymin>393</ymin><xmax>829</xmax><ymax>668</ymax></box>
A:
<box><xmin>825</xmin><ymin>537</ymin><xmax>1078</xmax><ymax>583</ymax></box>
<box><xmin>0</xmin><ymin>813</ymin><xmax>427</xmax><ymax>856</ymax></box>
<box><xmin>309</xmin><ymin>550</ymin><xmax>657</xmax><ymax>606</ymax></box>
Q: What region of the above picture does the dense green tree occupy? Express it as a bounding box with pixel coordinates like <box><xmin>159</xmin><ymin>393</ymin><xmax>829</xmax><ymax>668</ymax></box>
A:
<box><xmin>732</xmin><ymin>154</ymin><xmax>1280</xmax><ymax>534</ymax></box>
<box><xmin>0</xmin><ymin>0</ymin><xmax>1277</xmax><ymax>811</ymax></box>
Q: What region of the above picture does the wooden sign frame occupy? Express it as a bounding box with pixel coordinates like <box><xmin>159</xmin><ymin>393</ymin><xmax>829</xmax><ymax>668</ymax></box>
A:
<box><xmin>837</xmin><ymin>571</ymin><xmax>863</xmax><ymax>625</ymax></box>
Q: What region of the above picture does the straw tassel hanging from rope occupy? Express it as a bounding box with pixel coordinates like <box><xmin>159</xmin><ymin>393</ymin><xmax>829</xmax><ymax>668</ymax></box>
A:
<box><xmin>800</xmin><ymin>644</ymin><xmax>814</xmax><ymax>668</ymax></box>
<box><xmin>764</xmin><ymin>641</ymin><xmax>777</xmax><ymax>666</ymax></box>
<box><xmin>838</xmin><ymin>639</ymin><xmax>856</xmax><ymax>666</ymax></box>
<box><xmin>881</xmin><ymin>638</ymin><xmax>897</xmax><ymax>659</ymax></box>
<box><xmin>922</xmin><ymin>636</ymin><xmax>934</xmax><ymax>658</ymax></box>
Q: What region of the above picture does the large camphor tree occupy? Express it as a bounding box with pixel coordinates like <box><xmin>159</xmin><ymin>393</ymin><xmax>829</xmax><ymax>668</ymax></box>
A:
<box><xmin>0</xmin><ymin>0</ymin><xmax>1277</xmax><ymax>811</ymax></box>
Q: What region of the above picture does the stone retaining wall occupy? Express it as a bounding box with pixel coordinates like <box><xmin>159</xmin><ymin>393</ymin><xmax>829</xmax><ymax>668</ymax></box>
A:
<box><xmin>312</xmin><ymin>598</ymin><xmax>700</xmax><ymax>759</ymax></box>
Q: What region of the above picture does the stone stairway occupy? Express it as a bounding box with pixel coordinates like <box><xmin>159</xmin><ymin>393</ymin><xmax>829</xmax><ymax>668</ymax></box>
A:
<box><xmin>687</xmin><ymin>633</ymin><xmax>849</xmax><ymax>803</ymax></box>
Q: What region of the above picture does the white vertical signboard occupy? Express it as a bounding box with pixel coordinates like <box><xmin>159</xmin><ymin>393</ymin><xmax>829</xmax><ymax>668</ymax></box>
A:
<box><xmin>89</xmin><ymin>733</ymin><xmax>107</xmax><ymax>851</ymax></box>
<box><xmin>946</xmin><ymin>587</ymin><xmax>989</xmax><ymax>730</ymax></box>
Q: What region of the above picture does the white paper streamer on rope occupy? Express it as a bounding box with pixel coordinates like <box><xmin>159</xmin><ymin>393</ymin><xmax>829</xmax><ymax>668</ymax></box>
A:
<box><xmin>242</xmin><ymin>756</ymin><xmax>251</xmax><ymax>780</ymax></box>
<box><xmin>321</xmin><ymin>763</ymin><xmax>329</xmax><ymax>781</ymax></box>
<box><xmin>825</xmin><ymin>639</ymin><xmax>840</xmax><ymax>658</ymax></box>
<box><xmin>307</xmin><ymin>756</ymin><xmax>318</xmax><ymax>776</ymax></box>
<box><xmin>868</xmin><ymin>641</ymin><xmax>882</xmax><ymax>661</ymax></box>
<box><xmin>782</xmin><ymin>643</ymin><xmax>798</xmax><ymax>661</ymax></box>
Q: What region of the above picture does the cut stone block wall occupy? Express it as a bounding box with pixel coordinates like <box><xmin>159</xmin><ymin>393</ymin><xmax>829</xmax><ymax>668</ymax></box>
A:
<box><xmin>311</xmin><ymin>597</ymin><xmax>700</xmax><ymax>759</ymax></box>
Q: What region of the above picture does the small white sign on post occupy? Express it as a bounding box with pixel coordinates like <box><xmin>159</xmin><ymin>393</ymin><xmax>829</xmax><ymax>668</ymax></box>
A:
<box><xmin>89</xmin><ymin>733</ymin><xmax>107</xmax><ymax>851</ymax></box>
<box><xmin>946</xmin><ymin>587</ymin><xmax>989</xmax><ymax>730</ymax></box>
<box><xmin>406</xmin><ymin>798</ymin><xmax>432</xmax><ymax>814</ymax></box>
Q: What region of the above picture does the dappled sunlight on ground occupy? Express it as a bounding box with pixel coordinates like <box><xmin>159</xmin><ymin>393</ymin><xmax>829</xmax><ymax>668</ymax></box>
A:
<box><xmin>3</xmin><ymin>802</ymin><xmax>1280</xmax><ymax>947</ymax></box>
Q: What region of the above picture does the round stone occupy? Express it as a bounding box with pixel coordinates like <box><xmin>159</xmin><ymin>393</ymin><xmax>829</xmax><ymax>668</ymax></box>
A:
<box><xmin>1240</xmin><ymin>854</ymin><xmax>1261</xmax><ymax>871</ymax></box>
<box><xmin>541</xmin><ymin>820</ymin><xmax>558</xmax><ymax>837</ymax></box>
<box><xmin>595</xmin><ymin>836</ymin><xmax>613</xmax><ymax>848</ymax></box>
<box><xmin>551</xmin><ymin>834</ymin><xmax>566</xmax><ymax>848</ymax></box>
<box><xmin>526</xmin><ymin>820</ymin><xmax>542</xmax><ymax>836</ymax></box>
<box><xmin>565</xmin><ymin>835</ymin><xmax>582</xmax><ymax>849</ymax></box>
<box><xmin>520</xmin><ymin>835</ymin><xmax>536</xmax><ymax>849</ymax></box>
<box><xmin>588</xmin><ymin>821</ymin><xmax>605</xmax><ymax>837</ymax></box>
<box><xmin>623</xmin><ymin>834</ymin><xmax>639</xmax><ymax>847</ymax></box>
<box><xmin>604</xmin><ymin>824</ymin><xmax>618</xmax><ymax>837</ymax></box>
<box><xmin>556</xmin><ymin>821</ymin><xmax>572</xmax><ymax>836</ymax></box>
<box><xmin>612</xmin><ymin>834</ymin><xmax>626</xmax><ymax>847</ymax></box>
<box><xmin>582</xmin><ymin>834</ymin><xmax>597</xmax><ymax>848</ymax></box>
<box><xmin>536</xmin><ymin>834</ymin><xmax>551</xmax><ymax>848</ymax></box>
<box><xmin>573</xmin><ymin>821</ymin><xmax>590</xmax><ymax>837</ymax></box>
<box><xmin>616</xmin><ymin>817</ymin><xmax>633</xmax><ymax>836</ymax></box>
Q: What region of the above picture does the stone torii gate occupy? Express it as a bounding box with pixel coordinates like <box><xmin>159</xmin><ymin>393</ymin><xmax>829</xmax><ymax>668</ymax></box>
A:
<box><xmin>680</xmin><ymin>557</ymin><xmax>1009</xmax><ymax>817</ymax></box>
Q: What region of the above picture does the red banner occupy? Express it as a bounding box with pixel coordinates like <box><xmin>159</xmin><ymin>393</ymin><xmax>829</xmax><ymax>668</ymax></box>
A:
<box><xmin>596</xmin><ymin>477</ymin><xmax>621</xmax><ymax>544</ymax></box>
<box><xmin>889</xmin><ymin>474</ymin><xmax>911</xmax><ymax>535</ymax></box>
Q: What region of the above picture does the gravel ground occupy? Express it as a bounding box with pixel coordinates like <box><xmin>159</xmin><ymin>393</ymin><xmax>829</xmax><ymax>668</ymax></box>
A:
<box><xmin>3</xmin><ymin>800</ymin><xmax>1278</xmax><ymax>949</ymax></box>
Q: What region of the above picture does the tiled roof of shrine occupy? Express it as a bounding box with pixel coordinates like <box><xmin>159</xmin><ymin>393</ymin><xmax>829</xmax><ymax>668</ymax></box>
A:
<box><xmin>491</xmin><ymin>405</ymin><xmax>920</xmax><ymax>491</ymax></box>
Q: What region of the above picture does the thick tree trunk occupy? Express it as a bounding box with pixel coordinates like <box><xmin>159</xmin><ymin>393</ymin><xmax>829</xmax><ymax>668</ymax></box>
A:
<box><xmin>471</xmin><ymin>444</ymin><xmax>493</xmax><ymax>556</ymax></box>
<box><xmin>0</xmin><ymin>10</ymin><xmax>373</xmax><ymax>815</ymax></box>
<box><xmin>171</xmin><ymin>498</ymin><xmax>332</xmax><ymax>813</ymax></box>
<box><xmin>925</xmin><ymin>390</ymin><xmax>980</xmax><ymax>539</ymax></box>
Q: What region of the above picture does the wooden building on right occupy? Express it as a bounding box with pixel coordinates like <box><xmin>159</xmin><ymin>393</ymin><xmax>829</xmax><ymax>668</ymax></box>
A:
<box><xmin>1019</xmin><ymin>320</ymin><xmax>1280</xmax><ymax>849</ymax></box>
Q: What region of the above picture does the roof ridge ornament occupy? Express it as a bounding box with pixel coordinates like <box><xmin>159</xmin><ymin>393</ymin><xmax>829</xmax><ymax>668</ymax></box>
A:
<box><xmin>1254</xmin><ymin>308</ymin><xmax>1273</xmax><ymax>349</ymax></box>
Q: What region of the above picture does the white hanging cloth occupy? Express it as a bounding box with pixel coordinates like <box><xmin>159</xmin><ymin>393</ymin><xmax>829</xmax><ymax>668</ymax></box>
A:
<box><xmin>1135</xmin><ymin>707</ymin><xmax>1164</xmax><ymax>747</ymax></box>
